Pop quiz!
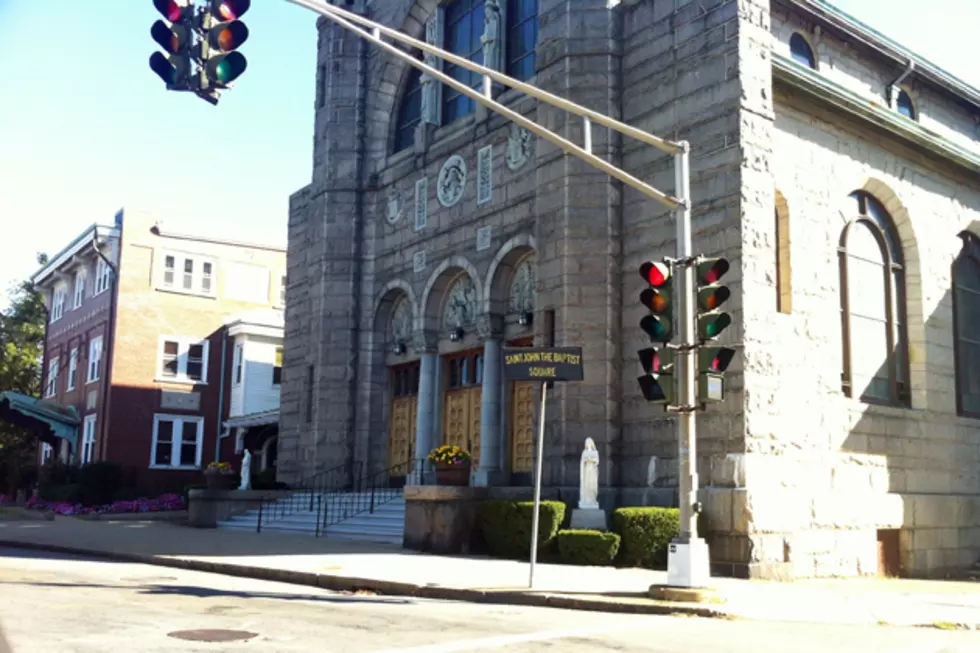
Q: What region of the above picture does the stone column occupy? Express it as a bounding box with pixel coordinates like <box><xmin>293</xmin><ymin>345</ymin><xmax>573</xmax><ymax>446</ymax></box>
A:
<box><xmin>411</xmin><ymin>331</ymin><xmax>439</xmax><ymax>485</ymax></box>
<box><xmin>474</xmin><ymin>315</ymin><xmax>505</xmax><ymax>486</ymax></box>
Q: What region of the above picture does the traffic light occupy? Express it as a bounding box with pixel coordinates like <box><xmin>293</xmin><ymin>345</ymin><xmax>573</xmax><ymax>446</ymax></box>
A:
<box><xmin>202</xmin><ymin>0</ymin><xmax>251</xmax><ymax>88</ymax></box>
<box><xmin>638</xmin><ymin>261</ymin><xmax>673</xmax><ymax>343</ymax></box>
<box><xmin>637</xmin><ymin>346</ymin><xmax>675</xmax><ymax>405</ymax></box>
<box><xmin>149</xmin><ymin>0</ymin><xmax>192</xmax><ymax>88</ymax></box>
<box><xmin>695</xmin><ymin>257</ymin><xmax>732</xmax><ymax>341</ymax></box>
<box><xmin>697</xmin><ymin>346</ymin><xmax>736</xmax><ymax>403</ymax></box>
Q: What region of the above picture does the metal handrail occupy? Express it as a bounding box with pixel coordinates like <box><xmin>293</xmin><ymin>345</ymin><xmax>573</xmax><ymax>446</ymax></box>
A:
<box><xmin>256</xmin><ymin>460</ymin><xmax>360</xmax><ymax>533</ymax></box>
<box><xmin>321</xmin><ymin>458</ymin><xmax>425</xmax><ymax>530</ymax></box>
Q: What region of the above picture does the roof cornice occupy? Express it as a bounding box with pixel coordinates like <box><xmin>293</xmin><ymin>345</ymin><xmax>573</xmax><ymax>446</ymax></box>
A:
<box><xmin>772</xmin><ymin>54</ymin><xmax>980</xmax><ymax>176</ymax></box>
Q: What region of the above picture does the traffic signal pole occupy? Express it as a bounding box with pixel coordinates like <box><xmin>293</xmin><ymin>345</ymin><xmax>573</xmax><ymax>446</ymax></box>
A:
<box><xmin>275</xmin><ymin>0</ymin><xmax>710</xmax><ymax>588</ymax></box>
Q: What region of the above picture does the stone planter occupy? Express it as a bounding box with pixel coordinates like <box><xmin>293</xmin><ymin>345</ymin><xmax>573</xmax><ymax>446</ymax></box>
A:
<box><xmin>434</xmin><ymin>462</ymin><xmax>471</xmax><ymax>486</ymax></box>
<box><xmin>204</xmin><ymin>472</ymin><xmax>236</xmax><ymax>491</ymax></box>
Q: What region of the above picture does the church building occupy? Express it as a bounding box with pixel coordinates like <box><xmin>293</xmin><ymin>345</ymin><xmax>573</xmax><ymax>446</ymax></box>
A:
<box><xmin>281</xmin><ymin>0</ymin><xmax>980</xmax><ymax>579</ymax></box>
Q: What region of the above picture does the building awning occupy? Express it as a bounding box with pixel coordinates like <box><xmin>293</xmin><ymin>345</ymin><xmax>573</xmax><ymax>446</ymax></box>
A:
<box><xmin>223</xmin><ymin>409</ymin><xmax>279</xmax><ymax>431</ymax></box>
<box><xmin>0</xmin><ymin>391</ymin><xmax>80</xmax><ymax>451</ymax></box>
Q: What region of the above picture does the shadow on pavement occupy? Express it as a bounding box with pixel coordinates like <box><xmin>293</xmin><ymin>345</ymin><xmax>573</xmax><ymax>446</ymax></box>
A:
<box><xmin>0</xmin><ymin>579</ymin><xmax>413</xmax><ymax>605</ymax></box>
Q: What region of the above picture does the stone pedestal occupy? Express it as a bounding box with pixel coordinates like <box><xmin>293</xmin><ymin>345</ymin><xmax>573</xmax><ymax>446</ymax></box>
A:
<box><xmin>570</xmin><ymin>508</ymin><xmax>608</xmax><ymax>531</ymax></box>
<box><xmin>403</xmin><ymin>485</ymin><xmax>489</xmax><ymax>554</ymax></box>
<box><xmin>187</xmin><ymin>489</ymin><xmax>290</xmax><ymax>528</ymax></box>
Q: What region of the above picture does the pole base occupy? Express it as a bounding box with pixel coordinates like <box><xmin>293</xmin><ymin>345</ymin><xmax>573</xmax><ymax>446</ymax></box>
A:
<box><xmin>666</xmin><ymin>537</ymin><xmax>711</xmax><ymax>588</ymax></box>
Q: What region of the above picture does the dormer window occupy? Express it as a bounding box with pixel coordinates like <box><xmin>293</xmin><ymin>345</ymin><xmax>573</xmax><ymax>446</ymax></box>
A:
<box><xmin>896</xmin><ymin>89</ymin><xmax>916</xmax><ymax>120</ymax></box>
<box><xmin>789</xmin><ymin>32</ymin><xmax>816</xmax><ymax>70</ymax></box>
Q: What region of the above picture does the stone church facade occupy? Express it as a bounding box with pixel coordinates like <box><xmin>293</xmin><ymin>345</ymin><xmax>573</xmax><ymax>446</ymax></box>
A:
<box><xmin>281</xmin><ymin>0</ymin><xmax>980</xmax><ymax>579</ymax></box>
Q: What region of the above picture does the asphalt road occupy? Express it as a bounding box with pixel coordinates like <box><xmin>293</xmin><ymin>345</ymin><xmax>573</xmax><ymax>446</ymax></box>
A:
<box><xmin>0</xmin><ymin>546</ymin><xmax>977</xmax><ymax>653</ymax></box>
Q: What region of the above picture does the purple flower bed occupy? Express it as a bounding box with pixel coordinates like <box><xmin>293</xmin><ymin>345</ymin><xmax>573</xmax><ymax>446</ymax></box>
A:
<box><xmin>24</xmin><ymin>493</ymin><xmax>185</xmax><ymax>517</ymax></box>
<box><xmin>0</xmin><ymin>494</ymin><xmax>8</xmax><ymax>507</ymax></box>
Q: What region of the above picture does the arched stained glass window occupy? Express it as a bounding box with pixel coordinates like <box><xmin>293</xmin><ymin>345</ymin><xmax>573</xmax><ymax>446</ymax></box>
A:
<box><xmin>953</xmin><ymin>231</ymin><xmax>980</xmax><ymax>417</ymax></box>
<box><xmin>393</xmin><ymin>68</ymin><xmax>423</xmax><ymax>153</ymax></box>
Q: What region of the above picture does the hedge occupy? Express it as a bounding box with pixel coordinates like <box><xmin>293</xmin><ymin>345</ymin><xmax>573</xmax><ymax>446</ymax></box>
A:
<box><xmin>557</xmin><ymin>529</ymin><xmax>621</xmax><ymax>566</ymax></box>
<box><xmin>476</xmin><ymin>500</ymin><xmax>566</xmax><ymax>559</ymax></box>
<box><xmin>611</xmin><ymin>507</ymin><xmax>680</xmax><ymax>568</ymax></box>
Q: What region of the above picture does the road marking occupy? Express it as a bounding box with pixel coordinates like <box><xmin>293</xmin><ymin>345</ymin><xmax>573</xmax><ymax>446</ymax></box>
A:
<box><xmin>364</xmin><ymin>622</ymin><xmax>647</xmax><ymax>653</ymax></box>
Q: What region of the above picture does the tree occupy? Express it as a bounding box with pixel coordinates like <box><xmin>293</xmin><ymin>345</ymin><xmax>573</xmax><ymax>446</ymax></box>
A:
<box><xmin>0</xmin><ymin>273</ymin><xmax>47</xmax><ymax>496</ymax></box>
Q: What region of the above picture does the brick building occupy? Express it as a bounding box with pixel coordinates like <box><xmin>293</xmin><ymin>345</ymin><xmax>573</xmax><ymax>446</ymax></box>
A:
<box><xmin>21</xmin><ymin>208</ymin><xmax>286</xmax><ymax>491</ymax></box>
<box><xmin>281</xmin><ymin>0</ymin><xmax>980</xmax><ymax>578</ymax></box>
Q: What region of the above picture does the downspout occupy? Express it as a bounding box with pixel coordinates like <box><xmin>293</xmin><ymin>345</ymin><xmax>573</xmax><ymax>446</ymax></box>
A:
<box><xmin>92</xmin><ymin>227</ymin><xmax>118</xmax><ymax>463</ymax></box>
<box><xmin>887</xmin><ymin>59</ymin><xmax>915</xmax><ymax>109</ymax></box>
<box><xmin>215</xmin><ymin>329</ymin><xmax>229</xmax><ymax>462</ymax></box>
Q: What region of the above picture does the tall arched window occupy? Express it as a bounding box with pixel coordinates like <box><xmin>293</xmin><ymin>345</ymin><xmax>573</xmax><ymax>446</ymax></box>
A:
<box><xmin>506</xmin><ymin>0</ymin><xmax>539</xmax><ymax>81</ymax></box>
<box><xmin>789</xmin><ymin>32</ymin><xmax>816</xmax><ymax>69</ymax></box>
<box><xmin>953</xmin><ymin>231</ymin><xmax>980</xmax><ymax>417</ymax></box>
<box><xmin>393</xmin><ymin>68</ymin><xmax>423</xmax><ymax>153</ymax></box>
<box><xmin>443</xmin><ymin>0</ymin><xmax>486</xmax><ymax>123</ymax></box>
<box><xmin>839</xmin><ymin>191</ymin><xmax>910</xmax><ymax>406</ymax></box>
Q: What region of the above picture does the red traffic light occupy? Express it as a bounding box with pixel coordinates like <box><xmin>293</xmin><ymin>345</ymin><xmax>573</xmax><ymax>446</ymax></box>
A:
<box><xmin>214</xmin><ymin>0</ymin><xmax>251</xmax><ymax>20</ymax></box>
<box><xmin>639</xmin><ymin>261</ymin><xmax>670</xmax><ymax>287</ymax></box>
<box><xmin>698</xmin><ymin>258</ymin><xmax>730</xmax><ymax>285</ymax></box>
<box><xmin>701</xmin><ymin>347</ymin><xmax>736</xmax><ymax>372</ymax></box>
<box><xmin>153</xmin><ymin>0</ymin><xmax>181</xmax><ymax>22</ymax></box>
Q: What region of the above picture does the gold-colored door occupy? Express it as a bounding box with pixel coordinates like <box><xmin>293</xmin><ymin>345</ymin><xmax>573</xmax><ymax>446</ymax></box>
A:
<box><xmin>388</xmin><ymin>362</ymin><xmax>420</xmax><ymax>476</ymax></box>
<box><xmin>510</xmin><ymin>381</ymin><xmax>536</xmax><ymax>474</ymax></box>
<box><xmin>442</xmin><ymin>351</ymin><xmax>483</xmax><ymax>469</ymax></box>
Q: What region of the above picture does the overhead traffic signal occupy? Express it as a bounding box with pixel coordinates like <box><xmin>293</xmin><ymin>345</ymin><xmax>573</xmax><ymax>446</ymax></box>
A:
<box><xmin>638</xmin><ymin>261</ymin><xmax>673</xmax><ymax>343</ymax></box>
<box><xmin>695</xmin><ymin>257</ymin><xmax>732</xmax><ymax>341</ymax></box>
<box><xmin>149</xmin><ymin>0</ymin><xmax>192</xmax><ymax>88</ymax></box>
<box><xmin>697</xmin><ymin>346</ymin><xmax>736</xmax><ymax>403</ymax></box>
<box><xmin>637</xmin><ymin>346</ymin><xmax>675</xmax><ymax>405</ymax></box>
<box><xmin>202</xmin><ymin>0</ymin><xmax>251</xmax><ymax>87</ymax></box>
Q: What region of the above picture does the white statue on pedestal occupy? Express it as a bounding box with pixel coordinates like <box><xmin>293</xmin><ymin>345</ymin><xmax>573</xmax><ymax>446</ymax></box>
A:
<box><xmin>482</xmin><ymin>0</ymin><xmax>502</xmax><ymax>71</ymax></box>
<box><xmin>239</xmin><ymin>450</ymin><xmax>252</xmax><ymax>491</ymax></box>
<box><xmin>579</xmin><ymin>438</ymin><xmax>600</xmax><ymax>510</ymax></box>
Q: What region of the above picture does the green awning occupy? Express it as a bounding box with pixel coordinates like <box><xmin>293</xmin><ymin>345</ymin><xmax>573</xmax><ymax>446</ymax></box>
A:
<box><xmin>0</xmin><ymin>391</ymin><xmax>80</xmax><ymax>451</ymax></box>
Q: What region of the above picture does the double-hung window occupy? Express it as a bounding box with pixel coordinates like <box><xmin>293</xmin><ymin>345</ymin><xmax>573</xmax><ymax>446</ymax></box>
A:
<box><xmin>160</xmin><ymin>252</ymin><xmax>216</xmax><ymax>297</ymax></box>
<box><xmin>150</xmin><ymin>414</ymin><xmax>204</xmax><ymax>469</ymax></box>
<box><xmin>45</xmin><ymin>359</ymin><xmax>59</xmax><ymax>397</ymax></box>
<box><xmin>88</xmin><ymin>336</ymin><xmax>103</xmax><ymax>383</ymax></box>
<box><xmin>159</xmin><ymin>336</ymin><xmax>209</xmax><ymax>383</ymax></box>
<box><xmin>95</xmin><ymin>257</ymin><xmax>112</xmax><ymax>295</ymax></box>
<box><xmin>51</xmin><ymin>287</ymin><xmax>67</xmax><ymax>322</ymax></box>
<box><xmin>73</xmin><ymin>272</ymin><xmax>86</xmax><ymax>309</ymax></box>
<box><xmin>67</xmin><ymin>348</ymin><xmax>78</xmax><ymax>391</ymax></box>
<box><xmin>81</xmin><ymin>415</ymin><xmax>97</xmax><ymax>464</ymax></box>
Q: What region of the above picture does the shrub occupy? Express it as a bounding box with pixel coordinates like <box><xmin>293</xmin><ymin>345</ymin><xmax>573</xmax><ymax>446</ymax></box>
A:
<box><xmin>612</xmin><ymin>507</ymin><xmax>680</xmax><ymax>569</ymax></box>
<box><xmin>476</xmin><ymin>500</ymin><xmax>566</xmax><ymax>559</ymax></box>
<box><xmin>253</xmin><ymin>469</ymin><xmax>288</xmax><ymax>490</ymax></box>
<box><xmin>557</xmin><ymin>530</ymin><xmax>621</xmax><ymax>566</ymax></box>
<box><xmin>40</xmin><ymin>483</ymin><xmax>80</xmax><ymax>504</ymax></box>
<box><xmin>77</xmin><ymin>461</ymin><xmax>124</xmax><ymax>506</ymax></box>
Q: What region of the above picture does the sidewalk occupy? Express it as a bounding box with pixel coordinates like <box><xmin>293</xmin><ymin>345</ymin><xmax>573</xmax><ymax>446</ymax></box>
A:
<box><xmin>1</xmin><ymin>515</ymin><xmax>979</xmax><ymax>630</ymax></box>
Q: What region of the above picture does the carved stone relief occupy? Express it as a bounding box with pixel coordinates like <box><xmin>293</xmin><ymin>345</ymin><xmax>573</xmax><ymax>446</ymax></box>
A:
<box><xmin>506</xmin><ymin>124</ymin><xmax>534</xmax><ymax>171</ymax></box>
<box><xmin>385</xmin><ymin>186</ymin><xmax>404</xmax><ymax>225</ymax></box>
<box><xmin>508</xmin><ymin>258</ymin><xmax>535</xmax><ymax>314</ymax></box>
<box><xmin>443</xmin><ymin>275</ymin><xmax>477</xmax><ymax>330</ymax></box>
<box><xmin>414</xmin><ymin>177</ymin><xmax>428</xmax><ymax>231</ymax></box>
<box><xmin>437</xmin><ymin>155</ymin><xmax>467</xmax><ymax>207</ymax></box>
<box><xmin>477</xmin><ymin>145</ymin><xmax>493</xmax><ymax>206</ymax></box>
<box><xmin>476</xmin><ymin>226</ymin><xmax>492</xmax><ymax>252</ymax></box>
<box><xmin>413</xmin><ymin>250</ymin><xmax>426</xmax><ymax>273</ymax></box>
<box><xmin>389</xmin><ymin>298</ymin><xmax>412</xmax><ymax>345</ymax></box>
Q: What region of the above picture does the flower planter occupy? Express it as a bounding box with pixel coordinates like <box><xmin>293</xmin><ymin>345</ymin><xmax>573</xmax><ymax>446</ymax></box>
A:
<box><xmin>205</xmin><ymin>472</ymin><xmax>236</xmax><ymax>491</ymax></box>
<box><xmin>434</xmin><ymin>462</ymin><xmax>471</xmax><ymax>487</ymax></box>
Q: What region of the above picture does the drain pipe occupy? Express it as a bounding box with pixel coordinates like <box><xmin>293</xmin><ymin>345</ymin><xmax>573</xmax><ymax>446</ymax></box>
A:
<box><xmin>888</xmin><ymin>59</ymin><xmax>916</xmax><ymax>108</ymax></box>
<box><xmin>214</xmin><ymin>329</ymin><xmax>229</xmax><ymax>462</ymax></box>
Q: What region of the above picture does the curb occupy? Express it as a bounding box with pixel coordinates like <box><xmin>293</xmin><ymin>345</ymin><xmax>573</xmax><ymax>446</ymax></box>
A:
<box><xmin>0</xmin><ymin>539</ymin><xmax>728</xmax><ymax>619</ymax></box>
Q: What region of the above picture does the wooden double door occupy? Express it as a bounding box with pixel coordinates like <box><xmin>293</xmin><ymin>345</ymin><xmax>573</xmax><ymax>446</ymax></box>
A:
<box><xmin>508</xmin><ymin>338</ymin><xmax>537</xmax><ymax>475</ymax></box>
<box><xmin>442</xmin><ymin>351</ymin><xmax>483</xmax><ymax>468</ymax></box>
<box><xmin>388</xmin><ymin>362</ymin><xmax>420</xmax><ymax>477</ymax></box>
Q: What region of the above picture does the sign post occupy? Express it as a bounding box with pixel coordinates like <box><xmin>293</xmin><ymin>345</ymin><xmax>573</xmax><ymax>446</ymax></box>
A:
<box><xmin>502</xmin><ymin>347</ymin><xmax>584</xmax><ymax>589</ymax></box>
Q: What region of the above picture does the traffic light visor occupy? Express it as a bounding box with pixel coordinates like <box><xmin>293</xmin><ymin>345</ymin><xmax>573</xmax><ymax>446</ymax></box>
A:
<box><xmin>698</xmin><ymin>258</ymin><xmax>730</xmax><ymax>284</ymax></box>
<box><xmin>700</xmin><ymin>347</ymin><xmax>736</xmax><ymax>372</ymax></box>
<box><xmin>214</xmin><ymin>0</ymin><xmax>251</xmax><ymax>20</ymax></box>
<box><xmin>699</xmin><ymin>286</ymin><xmax>731</xmax><ymax>311</ymax></box>
<box><xmin>153</xmin><ymin>0</ymin><xmax>181</xmax><ymax>22</ymax></box>
<box><xmin>638</xmin><ymin>375</ymin><xmax>669</xmax><ymax>403</ymax></box>
<box><xmin>149</xmin><ymin>51</ymin><xmax>177</xmax><ymax>85</ymax></box>
<box><xmin>640</xmin><ymin>315</ymin><xmax>670</xmax><ymax>341</ymax></box>
<box><xmin>639</xmin><ymin>261</ymin><xmax>670</xmax><ymax>287</ymax></box>
<box><xmin>700</xmin><ymin>313</ymin><xmax>732</xmax><ymax>339</ymax></box>
<box><xmin>212</xmin><ymin>21</ymin><xmax>249</xmax><ymax>51</ymax></box>
<box><xmin>640</xmin><ymin>288</ymin><xmax>669</xmax><ymax>314</ymax></box>
<box><xmin>151</xmin><ymin>20</ymin><xmax>189</xmax><ymax>54</ymax></box>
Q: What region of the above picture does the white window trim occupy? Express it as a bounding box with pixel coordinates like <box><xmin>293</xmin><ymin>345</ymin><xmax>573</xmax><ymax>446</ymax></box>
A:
<box><xmin>81</xmin><ymin>414</ymin><xmax>97</xmax><ymax>464</ymax></box>
<box><xmin>51</xmin><ymin>286</ymin><xmax>67</xmax><ymax>322</ymax></box>
<box><xmin>45</xmin><ymin>359</ymin><xmax>58</xmax><ymax>398</ymax></box>
<box><xmin>233</xmin><ymin>343</ymin><xmax>244</xmax><ymax>386</ymax></box>
<box><xmin>156</xmin><ymin>335</ymin><xmax>210</xmax><ymax>385</ymax></box>
<box><xmin>41</xmin><ymin>443</ymin><xmax>53</xmax><ymax>465</ymax></box>
<box><xmin>277</xmin><ymin>272</ymin><xmax>287</xmax><ymax>307</ymax></box>
<box><xmin>150</xmin><ymin>414</ymin><xmax>205</xmax><ymax>470</ymax></box>
<box><xmin>67</xmin><ymin>348</ymin><xmax>78</xmax><ymax>391</ymax></box>
<box><xmin>157</xmin><ymin>250</ymin><xmax>218</xmax><ymax>298</ymax></box>
<box><xmin>95</xmin><ymin>257</ymin><xmax>112</xmax><ymax>296</ymax></box>
<box><xmin>73</xmin><ymin>272</ymin><xmax>87</xmax><ymax>309</ymax></box>
<box><xmin>87</xmin><ymin>335</ymin><xmax>103</xmax><ymax>384</ymax></box>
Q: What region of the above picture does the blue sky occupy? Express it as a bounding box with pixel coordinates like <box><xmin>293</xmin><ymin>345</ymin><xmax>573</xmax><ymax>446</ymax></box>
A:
<box><xmin>0</xmin><ymin>0</ymin><xmax>977</xmax><ymax>304</ymax></box>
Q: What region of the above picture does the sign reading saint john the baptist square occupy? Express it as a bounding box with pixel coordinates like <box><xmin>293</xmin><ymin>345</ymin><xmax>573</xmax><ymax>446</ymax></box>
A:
<box><xmin>502</xmin><ymin>347</ymin><xmax>584</xmax><ymax>382</ymax></box>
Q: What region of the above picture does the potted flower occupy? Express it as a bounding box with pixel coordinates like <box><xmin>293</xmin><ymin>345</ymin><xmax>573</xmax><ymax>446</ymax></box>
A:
<box><xmin>427</xmin><ymin>445</ymin><xmax>471</xmax><ymax>486</ymax></box>
<box><xmin>203</xmin><ymin>461</ymin><xmax>236</xmax><ymax>490</ymax></box>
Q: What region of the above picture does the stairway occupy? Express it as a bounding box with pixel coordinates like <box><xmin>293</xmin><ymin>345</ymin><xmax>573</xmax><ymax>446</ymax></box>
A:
<box><xmin>217</xmin><ymin>491</ymin><xmax>405</xmax><ymax>546</ymax></box>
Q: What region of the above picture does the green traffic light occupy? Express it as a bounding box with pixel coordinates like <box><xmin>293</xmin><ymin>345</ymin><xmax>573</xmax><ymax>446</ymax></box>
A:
<box><xmin>640</xmin><ymin>315</ymin><xmax>670</xmax><ymax>342</ymax></box>
<box><xmin>207</xmin><ymin>51</ymin><xmax>248</xmax><ymax>84</ymax></box>
<box><xmin>699</xmin><ymin>313</ymin><xmax>732</xmax><ymax>339</ymax></box>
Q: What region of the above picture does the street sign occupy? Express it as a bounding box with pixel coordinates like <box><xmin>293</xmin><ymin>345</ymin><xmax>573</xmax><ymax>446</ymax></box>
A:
<box><xmin>502</xmin><ymin>347</ymin><xmax>584</xmax><ymax>382</ymax></box>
